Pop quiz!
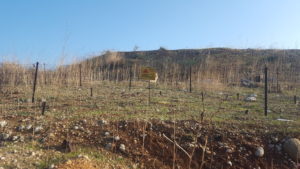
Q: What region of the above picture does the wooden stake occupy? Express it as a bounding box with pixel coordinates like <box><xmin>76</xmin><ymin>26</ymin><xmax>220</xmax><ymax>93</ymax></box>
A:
<box><xmin>294</xmin><ymin>96</ymin><xmax>297</xmax><ymax>104</ymax></box>
<box><xmin>43</xmin><ymin>63</ymin><xmax>47</xmax><ymax>85</ymax></box>
<box><xmin>79</xmin><ymin>64</ymin><xmax>82</xmax><ymax>87</ymax></box>
<box><xmin>264</xmin><ymin>66</ymin><xmax>268</xmax><ymax>116</ymax></box>
<box><xmin>276</xmin><ymin>68</ymin><xmax>279</xmax><ymax>93</ymax></box>
<box><xmin>32</xmin><ymin>62</ymin><xmax>39</xmax><ymax>103</ymax></box>
<box><xmin>129</xmin><ymin>66</ymin><xmax>132</xmax><ymax>91</ymax></box>
<box><xmin>41</xmin><ymin>101</ymin><xmax>46</xmax><ymax>115</ymax></box>
<box><xmin>189</xmin><ymin>66</ymin><xmax>192</xmax><ymax>93</ymax></box>
<box><xmin>148</xmin><ymin>80</ymin><xmax>151</xmax><ymax>105</ymax></box>
<box><xmin>90</xmin><ymin>87</ymin><xmax>93</xmax><ymax>97</ymax></box>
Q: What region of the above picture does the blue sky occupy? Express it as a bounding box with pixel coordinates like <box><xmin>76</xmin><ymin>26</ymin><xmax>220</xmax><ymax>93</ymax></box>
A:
<box><xmin>0</xmin><ymin>0</ymin><xmax>300</xmax><ymax>64</ymax></box>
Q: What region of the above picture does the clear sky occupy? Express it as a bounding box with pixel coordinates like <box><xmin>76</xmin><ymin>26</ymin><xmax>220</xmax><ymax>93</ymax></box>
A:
<box><xmin>0</xmin><ymin>0</ymin><xmax>300</xmax><ymax>64</ymax></box>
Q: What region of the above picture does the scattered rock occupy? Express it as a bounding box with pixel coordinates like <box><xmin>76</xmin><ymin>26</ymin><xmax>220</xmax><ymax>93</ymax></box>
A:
<box><xmin>49</xmin><ymin>164</ymin><xmax>55</xmax><ymax>169</ymax></box>
<box><xmin>80</xmin><ymin>119</ymin><xmax>87</xmax><ymax>124</ymax></box>
<box><xmin>249</xmin><ymin>94</ymin><xmax>257</xmax><ymax>97</ymax></box>
<box><xmin>245</xmin><ymin>96</ymin><xmax>257</xmax><ymax>102</ymax></box>
<box><xmin>283</xmin><ymin>138</ymin><xmax>300</xmax><ymax>161</ymax></box>
<box><xmin>104</xmin><ymin>132</ymin><xmax>110</xmax><ymax>136</ymax></box>
<box><xmin>77</xmin><ymin>154</ymin><xmax>90</xmax><ymax>160</ymax></box>
<box><xmin>119</xmin><ymin>144</ymin><xmax>126</xmax><ymax>152</ymax></box>
<box><xmin>26</xmin><ymin>124</ymin><xmax>33</xmax><ymax>130</ymax></box>
<box><xmin>12</xmin><ymin>135</ymin><xmax>19</xmax><ymax>141</ymax></box>
<box><xmin>0</xmin><ymin>133</ymin><xmax>11</xmax><ymax>141</ymax></box>
<box><xmin>19</xmin><ymin>135</ymin><xmax>25</xmax><ymax>142</ymax></box>
<box><xmin>105</xmin><ymin>143</ymin><xmax>112</xmax><ymax>150</ymax></box>
<box><xmin>48</xmin><ymin>133</ymin><xmax>55</xmax><ymax>138</ymax></box>
<box><xmin>98</xmin><ymin>119</ymin><xmax>108</xmax><ymax>126</ymax></box>
<box><xmin>16</xmin><ymin>125</ymin><xmax>25</xmax><ymax>131</ymax></box>
<box><xmin>114</xmin><ymin>136</ymin><xmax>120</xmax><ymax>141</ymax></box>
<box><xmin>241</xmin><ymin>79</ymin><xmax>257</xmax><ymax>88</ymax></box>
<box><xmin>34</xmin><ymin>126</ymin><xmax>43</xmax><ymax>133</ymax></box>
<box><xmin>255</xmin><ymin>147</ymin><xmax>264</xmax><ymax>157</ymax></box>
<box><xmin>0</xmin><ymin>121</ymin><xmax>7</xmax><ymax>128</ymax></box>
<box><xmin>226</xmin><ymin>148</ymin><xmax>233</xmax><ymax>153</ymax></box>
<box><xmin>270</xmin><ymin>136</ymin><xmax>279</xmax><ymax>143</ymax></box>
<box><xmin>275</xmin><ymin>144</ymin><xmax>282</xmax><ymax>152</ymax></box>
<box><xmin>30</xmin><ymin>151</ymin><xmax>36</xmax><ymax>156</ymax></box>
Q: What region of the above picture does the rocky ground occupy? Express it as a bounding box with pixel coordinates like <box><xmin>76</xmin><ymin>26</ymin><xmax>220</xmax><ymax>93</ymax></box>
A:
<box><xmin>0</xmin><ymin>115</ymin><xmax>299</xmax><ymax>169</ymax></box>
<box><xmin>0</xmin><ymin>83</ymin><xmax>299</xmax><ymax>168</ymax></box>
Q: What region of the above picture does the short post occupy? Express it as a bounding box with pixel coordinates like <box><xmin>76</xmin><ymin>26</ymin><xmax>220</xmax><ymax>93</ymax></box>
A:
<box><xmin>264</xmin><ymin>66</ymin><xmax>268</xmax><ymax>116</ymax></box>
<box><xmin>90</xmin><ymin>87</ymin><xmax>93</xmax><ymax>97</ymax></box>
<box><xmin>148</xmin><ymin>80</ymin><xmax>151</xmax><ymax>105</ymax></box>
<box><xmin>129</xmin><ymin>66</ymin><xmax>132</xmax><ymax>91</ymax></box>
<box><xmin>294</xmin><ymin>96</ymin><xmax>297</xmax><ymax>104</ymax></box>
<box><xmin>189</xmin><ymin>66</ymin><xmax>192</xmax><ymax>93</ymax></box>
<box><xmin>79</xmin><ymin>64</ymin><xmax>82</xmax><ymax>87</ymax></box>
<box><xmin>43</xmin><ymin>63</ymin><xmax>47</xmax><ymax>85</ymax></box>
<box><xmin>276</xmin><ymin>68</ymin><xmax>279</xmax><ymax>93</ymax></box>
<box><xmin>237</xmin><ymin>93</ymin><xmax>240</xmax><ymax>100</ymax></box>
<box><xmin>201</xmin><ymin>92</ymin><xmax>205</xmax><ymax>122</ymax></box>
<box><xmin>32</xmin><ymin>62</ymin><xmax>39</xmax><ymax>103</ymax></box>
<box><xmin>41</xmin><ymin>100</ymin><xmax>46</xmax><ymax>115</ymax></box>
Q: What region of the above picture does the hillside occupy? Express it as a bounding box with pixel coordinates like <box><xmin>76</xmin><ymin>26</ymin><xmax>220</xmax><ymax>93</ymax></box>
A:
<box><xmin>1</xmin><ymin>48</ymin><xmax>300</xmax><ymax>90</ymax></box>
<box><xmin>80</xmin><ymin>48</ymin><xmax>300</xmax><ymax>87</ymax></box>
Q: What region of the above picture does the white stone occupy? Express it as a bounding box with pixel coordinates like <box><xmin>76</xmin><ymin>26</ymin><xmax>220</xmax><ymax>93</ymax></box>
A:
<box><xmin>12</xmin><ymin>136</ymin><xmax>19</xmax><ymax>141</ymax></box>
<box><xmin>104</xmin><ymin>132</ymin><xmax>110</xmax><ymax>136</ymax></box>
<box><xmin>255</xmin><ymin>147</ymin><xmax>264</xmax><ymax>157</ymax></box>
<box><xmin>98</xmin><ymin>119</ymin><xmax>108</xmax><ymax>125</ymax></box>
<box><xmin>49</xmin><ymin>164</ymin><xmax>55</xmax><ymax>169</ymax></box>
<box><xmin>26</xmin><ymin>124</ymin><xmax>33</xmax><ymax>130</ymax></box>
<box><xmin>119</xmin><ymin>144</ymin><xmax>126</xmax><ymax>152</ymax></box>
<box><xmin>34</xmin><ymin>126</ymin><xmax>43</xmax><ymax>133</ymax></box>
<box><xmin>245</xmin><ymin>96</ymin><xmax>256</xmax><ymax>102</ymax></box>
<box><xmin>226</xmin><ymin>148</ymin><xmax>233</xmax><ymax>153</ymax></box>
<box><xmin>0</xmin><ymin>121</ymin><xmax>7</xmax><ymax>128</ymax></box>
<box><xmin>30</xmin><ymin>151</ymin><xmax>36</xmax><ymax>156</ymax></box>
<box><xmin>114</xmin><ymin>136</ymin><xmax>120</xmax><ymax>141</ymax></box>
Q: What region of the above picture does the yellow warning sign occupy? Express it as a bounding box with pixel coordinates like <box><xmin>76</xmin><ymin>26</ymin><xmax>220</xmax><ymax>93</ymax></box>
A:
<box><xmin>140</xmin><ymin>67</ymin><xmax>157</xmax><ymax>80</ymax></box>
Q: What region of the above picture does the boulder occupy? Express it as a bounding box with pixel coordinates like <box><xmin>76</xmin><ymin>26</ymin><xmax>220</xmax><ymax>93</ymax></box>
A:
<box><xmin>283</xmin><ymin>138</ymin><xmax>300</xmax><ymax>161</ymax></box>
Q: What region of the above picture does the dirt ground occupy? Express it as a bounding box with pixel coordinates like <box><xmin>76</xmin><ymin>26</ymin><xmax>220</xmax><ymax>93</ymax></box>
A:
<box><xmin>0</xmin><ymin>82</ymin><xmax>299</xmax><ymax>168</ymax></box>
